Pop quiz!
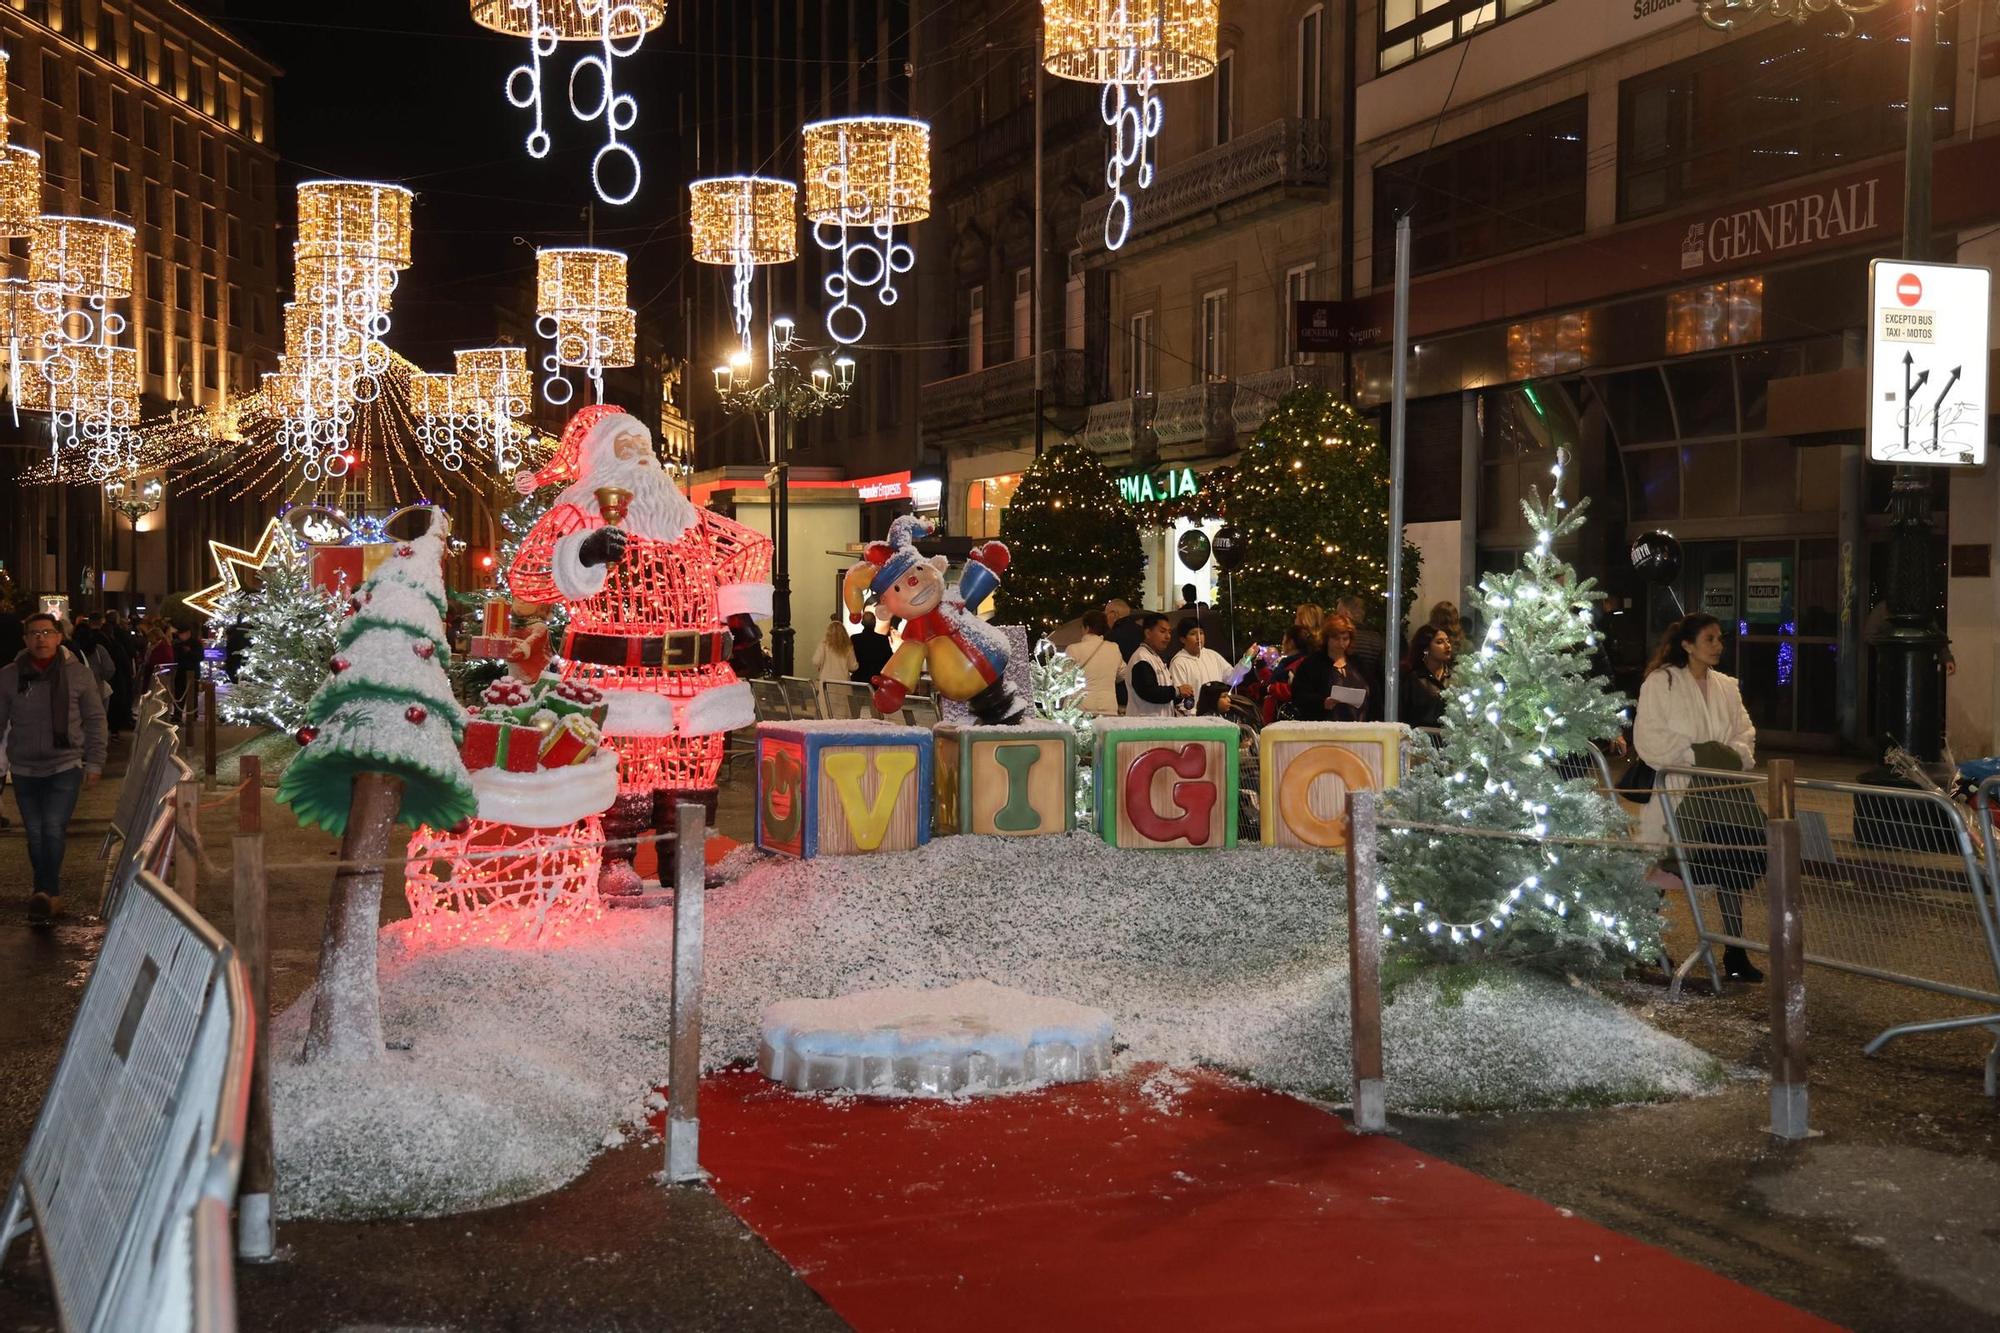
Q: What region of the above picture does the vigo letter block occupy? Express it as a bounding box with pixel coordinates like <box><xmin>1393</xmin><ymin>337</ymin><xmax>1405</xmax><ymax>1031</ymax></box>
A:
<box><xmin>1093</xmin><ymin>718</ymin><xmax>1239</xmax><ymax>850</ymax></box>
<box><xmin>934</xmin><ymin>722</ymin><xmax>1076</xmax><ymax>837</ymax></box>
<box><xmin>755</xmin><ymin>721</ymin><xmax>934</xmax><ymax>858</ymax></box>
<box><xmin>1258</xmin><ymin>722</ymin><xmax>1405</xmax><ymax>849</ymax></box>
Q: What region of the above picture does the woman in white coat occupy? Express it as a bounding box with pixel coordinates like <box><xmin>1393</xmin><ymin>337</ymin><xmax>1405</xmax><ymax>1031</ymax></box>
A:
<box><xmin>1069</xmin><ymin>610</ymin><xmax>1122</xmax><ymax>714</ymax></box>
<box><xmin>1633</xmin><ymin>612</ymin><xmax>1760</xmax><ymax>979</ymax></box>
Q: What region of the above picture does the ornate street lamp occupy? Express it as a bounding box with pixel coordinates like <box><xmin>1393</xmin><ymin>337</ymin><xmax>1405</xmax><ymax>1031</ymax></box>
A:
<box><xmin>104</xmin><ymin>470</ymin><xmax>163</xmax><ymax>524</ymax></box>
<box><xmin>712</xmin><ymin>317</ymin><xmax>855</xmax><ymax>674</ymax></box>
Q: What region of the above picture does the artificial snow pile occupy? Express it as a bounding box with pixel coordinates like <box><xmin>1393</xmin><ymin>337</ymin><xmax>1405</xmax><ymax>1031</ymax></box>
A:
<box><xmin>271</xmin><ymin>833</ymin><xmax>1722</xmax><ymax>1220</ymax></box>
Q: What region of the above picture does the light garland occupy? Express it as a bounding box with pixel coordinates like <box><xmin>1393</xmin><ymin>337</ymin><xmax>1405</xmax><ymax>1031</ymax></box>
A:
<box><xmin>534</xmin><ymin>247</ymin><xmax>634</xmax><ymax>405</ymax></box>
<box><xmin>27</xmin><ymin>215</ymin><xmax>138</xmax><ymax>480</ymax></box>
<box><xmin>1696</xmin><ymin>0</ymin><xmax>1885</xmax><ymax>33</ymax></box>
<box><xmin>802</xmin><ymin>116</ymin><xmax>930</xmax><ymax>346</ymax></box>
<box><xmin>470</xmin><ymin>1</ymin><xmax>665</xmax><ymax>206</ymax></box>
<box><xmin>0</xmin><ymin>53</ymin><xmax>36</xmax><ymax>241</ymax></box>
<box><xmin>689</xmin><ymin>175</ymin><xmax>798</xmax><ymax>352</ymax></box>
<box><xmin>1042</xmin><ymin>0</ymin><xmax>1217</xmax><ymax>252</ymax></box>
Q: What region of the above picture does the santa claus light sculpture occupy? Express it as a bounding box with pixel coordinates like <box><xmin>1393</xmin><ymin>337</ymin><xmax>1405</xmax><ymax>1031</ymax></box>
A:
<box><xmin>509</xmin><ymin>404</ymin><xmax>773</xmax><ymax>892</ymax></box>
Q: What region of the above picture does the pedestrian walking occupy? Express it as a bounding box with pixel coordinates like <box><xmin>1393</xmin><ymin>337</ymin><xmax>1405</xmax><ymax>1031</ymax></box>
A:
<box><xmin>1070</xmin><ymin>610</ymin><xmax>1121</xmax><ymax>714</ymax></box>
<box><xmin>0</xmin><ymin>612</ymin><xmax>108</xmax><ymax>923</ymax></box>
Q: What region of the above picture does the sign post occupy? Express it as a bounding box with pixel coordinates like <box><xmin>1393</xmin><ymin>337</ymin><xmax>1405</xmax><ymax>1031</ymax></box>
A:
<box><xmin>1865</xmin><ymin>260</ymin><xmax>1989</xmax><ymax>467</ymax></box>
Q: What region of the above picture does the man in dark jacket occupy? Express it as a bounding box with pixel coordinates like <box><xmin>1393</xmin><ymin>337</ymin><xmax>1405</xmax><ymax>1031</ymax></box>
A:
<box><xmin>850</xmin><ymin>614</ymin><xmax>896</xmax><ymax>684</ymax></box>
<box><xmin>0</xmin><ymin>613</ymin><xmax>108</xmax><ymax>922</ymax></box>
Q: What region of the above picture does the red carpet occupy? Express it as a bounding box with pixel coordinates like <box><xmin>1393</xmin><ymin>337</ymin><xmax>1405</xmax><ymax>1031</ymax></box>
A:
<box><xmin>697</xmin><ymin>1068</ymin><xmax>1836</xmax><ymax>1333</ymax></box>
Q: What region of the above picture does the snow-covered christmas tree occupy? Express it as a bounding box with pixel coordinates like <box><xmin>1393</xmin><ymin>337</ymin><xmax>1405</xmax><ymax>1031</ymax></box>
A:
<box><xmin>1379</xmin><ymin>450</ymin><xmax>1655</xmax><ymax>978</ymax></box>
<box><xmin>218</xmin><ymin>541</ymin><xmax>341</xmax><ymax>733</ymax></box>
<box><xmin>277</xmin><ymin>513</ymin><xmax>477</xmax><ymax>837</ymax></box>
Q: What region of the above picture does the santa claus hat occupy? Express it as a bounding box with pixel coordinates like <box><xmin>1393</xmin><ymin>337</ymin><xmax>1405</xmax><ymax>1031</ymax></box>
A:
<box><xmin>513</xmin><ymin>403</ymin><xmax>630</xmax><ymax>495</ymax></box>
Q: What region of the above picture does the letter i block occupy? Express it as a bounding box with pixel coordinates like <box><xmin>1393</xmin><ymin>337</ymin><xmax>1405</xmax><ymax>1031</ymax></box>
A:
<box><xmin>1258</xmin><ymin>721</ymin><xmax>1405</xmax><ymax>849</ymax></box>
<box><xmin>1093</xmin><ymin>717</ymin><xmax>1239</xmax><ymax>850</ymax></box>
<box><xmin>933</xmin><ymin>722</ymin><xmax>1076</xmax><ymax>837</ymax></box>
<box><xmin>755</xmin><ymin>721</ymin><xmax>934</xmax><ymax>858</ymax></box>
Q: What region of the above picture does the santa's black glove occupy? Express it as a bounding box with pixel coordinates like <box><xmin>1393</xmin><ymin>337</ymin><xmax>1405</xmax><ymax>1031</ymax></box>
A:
<box><xmin>726</xmin><ymin>613</ymin><xmax>770</xmax><ymax>678</ymax></box>
<box><xmin>577</xmin><ymin>526</ymin><xmax>628</xmax><ymax>569</ymax></box>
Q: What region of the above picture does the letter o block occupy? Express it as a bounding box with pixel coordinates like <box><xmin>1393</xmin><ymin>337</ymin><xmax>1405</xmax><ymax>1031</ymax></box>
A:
<box><xmin>934</xmin><ymin>722</ymin><xmax>1076</xmax><ymax>837</ymax></box>
<box><xmin>755</xmin><ymin>721</ymin><xmax>934</xmax><ymax>858</ymax></box>
<box><xmin>1257</xmin><ymin>722</ymin><xmax>1405</xmax><ymax>849</ymax></box>
<box><xmin>1094</xmin><ymin>718</ymin><xmax>1239</xmax><ymax>849</ymax></box>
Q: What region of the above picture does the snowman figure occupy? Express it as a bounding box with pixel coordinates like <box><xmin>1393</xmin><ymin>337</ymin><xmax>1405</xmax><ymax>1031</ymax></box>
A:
<box><xmin>841</xmin><ymin>515</ymin><xmax>1028</xmax><ymax>725</ymax></box>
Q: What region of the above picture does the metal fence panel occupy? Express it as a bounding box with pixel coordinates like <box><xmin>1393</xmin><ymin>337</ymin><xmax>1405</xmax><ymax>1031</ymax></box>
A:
<box><xmin>1</xmin><ymin>871</ymin><xmax>251</xmax><ymax>1333</ymax></box>
<box><xmin>102</xmin><ymin>754</ymin><xmax>192</xmax><ymax>921</ymax></box>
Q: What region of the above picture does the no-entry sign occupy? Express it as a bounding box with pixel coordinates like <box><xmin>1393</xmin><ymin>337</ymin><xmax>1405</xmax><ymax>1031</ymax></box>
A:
<box><xmin>1867</xmin><ymin>259</ymin><xmax>1990</xmax><ymax>466</ymax></box>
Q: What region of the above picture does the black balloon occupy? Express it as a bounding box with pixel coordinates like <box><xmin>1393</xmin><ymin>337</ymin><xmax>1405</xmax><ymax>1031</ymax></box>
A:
<box><xmin>1177</xmin><ymin>527</ymin><xmax>1212</xmax><ymax>570</ymax></box>
<box><xmin>1211</xmin><ymin>524</ymin><xmax>1247</xmax><ymax>572</ymax></box>
<box><xmin>1630</xmin><ymin>530</ymin><xmax>1683</xmax><ymax>584</ymax></box>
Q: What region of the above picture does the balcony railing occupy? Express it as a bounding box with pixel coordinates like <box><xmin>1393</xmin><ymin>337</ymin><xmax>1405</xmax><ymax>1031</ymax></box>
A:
<box><xmin>1077</xmin><ymin>117</ymin><xmax>1333</xmax><ymax>260</ymax></box>
<box><xmin>919</xmin><ymin>350</ymin><xmax>1090</xmax><ymax>440</ymax></box>
<box><xmin>1232</xmin><ymin>363</ymin><xmax>1337</xmax><ymax>436</ymax></box>
<box><xmin>1152</xmin><ymin>381</ymin><xmax>1235</xmax><ymax>449</ymax></box>
<box><xmin>1079</xmin><ymin>394</ymin><xmax>1155</xmax><ymax>456</ymax></box>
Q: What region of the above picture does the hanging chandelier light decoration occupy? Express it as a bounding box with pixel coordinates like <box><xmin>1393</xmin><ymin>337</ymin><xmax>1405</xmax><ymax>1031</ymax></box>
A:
<box><xmin>411</xmin><ymin>346</ymin><xmax>534</xmax><ymax>476</ymax></box>
<box><xmin>689</xmin><ymin>175</ymin><xmax>798</xmax><ymax>352</ymax></box>
<box><xmin>283</xmin><ymin>181</ymin><xmax>414</xmax><ymax>479</ymax></box>
<box><xmin>28</xmin><ymin>215</ymin><xmax>138</xmax><ymax>480</ymax></box>
<box><xmin>801</xmin><ymin>116</ymin><xmax>930</xmax><ymax>346</ymax></box>
<box><xmin>1042</xmin><ymin>0</ymin><xmax>1217</xmax><ymax>252</ymax></box>
<box><xmin>1695</xmin><ymin>0</ymin><xmax>1886</xmax><ymax>32</ymax></box>
<box><xmin>535</xmin><ymin>247</ymin><xmax>635</xmax><ymax>406</ymax></box>
<box><xmin>470</xmin><ymin>1</ymin><xmax>666</xmax><ymax>206</ymax></box>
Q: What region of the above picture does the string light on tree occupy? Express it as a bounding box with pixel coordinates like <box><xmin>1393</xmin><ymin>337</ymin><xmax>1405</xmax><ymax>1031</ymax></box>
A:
<box><xmin>801</xmin><ymin>116</ymin><xmax>930</xmax><ymax>346</ymax></box>
<box><xmin>470</xmin><ymin>0</ymin><xmax>665</xmax><ymax>206</ymax></box>
<box><xmin>689</xmin><ymin>175</ymin><xmax>799</xmax><ymax>352</ymax></box>
<box><xmin>1378</xmin><ymin>450</ymin><xmax>1657</xmax><ymax>975</ymax></box>
<box><xmin>214</xmin><ymin>539</ymin><xmax>342</xmax><ymax>735</ymax></box>
<box><xmin>1041</xmin><ymin>0</ymin><xmax>1217</xmax><ymax>252</ymax></box>
<box><xmin>997</xmin><ymin>437</ymin><xmax>1145</xmax><ymax>631</ymax></box>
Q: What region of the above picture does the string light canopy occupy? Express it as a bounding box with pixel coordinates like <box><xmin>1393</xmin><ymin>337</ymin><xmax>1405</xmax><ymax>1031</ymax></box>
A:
<box><xmin>1041</xmin><ymin>0</ymin><xmax>1218</xmax><ymax>252</ymax></box>
<box><xmin>535</xmin><ymin>247</ymin><xmax>635</xmax><ymax>406</ymax></box>
<box><xmin>801</xmin><ymin>116</ymin><xmax>930</xmax><ymax>346</ymax></box>
<box><xmin>689</xmin><ymin>174</ymin><xmax>798</xmax><ymax>352</ymax></box>
<box><xmin>0</xmin><ymin>52</ymin><xmax>38</xmax><ymax>240</ymax></box>
<box><xmin>470</xmin><ymin>0</ymin><xmax>666</xmax><ymax>206</ymax></box>
<box><xmin>1696</xmin><ymin>0</ymin><xmax>1885</xmax><ymax>31</ymax></box>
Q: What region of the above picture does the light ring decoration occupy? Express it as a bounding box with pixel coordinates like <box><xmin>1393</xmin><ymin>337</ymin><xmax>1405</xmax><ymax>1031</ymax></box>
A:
<box><xmin>471</xmin><ymin>1</ymin><xmax>665</xmax><ymax>207</ymax></box>
<box><xmin>1696</xmin><ymin>0</ymin><xmax>1887</xmax><ymax>35</ymax></box>
<box><xmin>410</xmin><ymin>371</ymin><xmax>467</xmax><ymax>473</ymax></box>
<box><xmin>535</xmin><ymin>247</ymin><xmax>635</xmax><ymax>405</ymax></box>
<box><xmin>457</xmin><ymin>346</ymin><xmax>534</xmax><ymax>475</ymax></box>
<box><xmin>1042</xmin><ymin>0</ymin><xmax>1217</xmax><ymax>252</ymax></box>
<box><xmin>688</xmin><ymin>175</ymin><xmax>798</xmax><ymax>352</ymax></box>
<box><xmin>802</xmin><ymin>116</ymin><xmax>930</xmax><ymax>347</ymax></box>
<box><xmin>26</xmin><ymin>216</ymin><xmax>138</xmax><ymax>480</ymax></box>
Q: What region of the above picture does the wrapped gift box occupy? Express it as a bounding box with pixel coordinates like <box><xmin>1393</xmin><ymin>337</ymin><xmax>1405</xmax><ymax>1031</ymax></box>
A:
<box><xmin>469</xmin><ymin>635</ymin><xmax>520</xmax><ymax>660</ymax></box>
<box><xmin>461</xmin><ymin>718</ymin><xmax>546</xmax><ymax>773</ymax></box>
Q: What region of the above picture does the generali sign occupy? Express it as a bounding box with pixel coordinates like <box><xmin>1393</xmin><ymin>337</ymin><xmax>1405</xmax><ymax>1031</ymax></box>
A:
<box><xmin>1679</xmin><ymin>176</ymin><xmax>1886</xmax><ymax>272</ymax></box>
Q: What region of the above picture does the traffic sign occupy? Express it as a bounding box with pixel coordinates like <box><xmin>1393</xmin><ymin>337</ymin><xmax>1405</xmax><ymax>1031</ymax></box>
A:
<box><xmin>1867</xmin><ymin>259</ymin><xmax>1990</xmax><ymax>466</ymax></box>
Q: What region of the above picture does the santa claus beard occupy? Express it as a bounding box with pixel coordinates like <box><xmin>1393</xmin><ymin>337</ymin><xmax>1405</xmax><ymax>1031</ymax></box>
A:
<box><xmin>560</xmin><ymin>451</ymin><xmax>696</xmax><ymax>542</ymax></box>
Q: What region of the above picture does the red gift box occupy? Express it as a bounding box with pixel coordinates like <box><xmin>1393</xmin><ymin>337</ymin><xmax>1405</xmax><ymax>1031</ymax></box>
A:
<box><xmin>460</xmin><ymin>717</ymin><xmax>545</xmax><ymax>772</ymax></box>
<box><xmin>310</xmin><ymin>545</ymin><xmax>365</xmax><ymax>598</ymax></box>
<box><xmin>501</xmin><ymin>722</ymin><xmax>544</xmax><ymax>773</ymax></box>
<box><xmin>539</xmin><ymin>713</ymin><xmax>600</xmax><ymax>768</ymax></box>
<box><xmin>469</xmin><ymin>635</ymin><xmax>519</xmax><ymax>660</ymax></box>
<box><xmin>460</xmin><ymin>718</ymin><xmax>503</xmax><ymax>771</ymax></box>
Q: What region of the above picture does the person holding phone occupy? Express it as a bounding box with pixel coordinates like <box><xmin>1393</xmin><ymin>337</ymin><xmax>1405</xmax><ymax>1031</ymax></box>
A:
<box><xmin>1289</xmin><ymin>614</ymin><xmax>1371</xmax><ymax>722</ymax></box>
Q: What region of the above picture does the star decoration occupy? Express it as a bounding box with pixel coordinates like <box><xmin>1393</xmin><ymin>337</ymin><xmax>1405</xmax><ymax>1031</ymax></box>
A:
<box><xmin>185</xmin><ymin>517</ymin><xmax>295</xmax><ymax>620</ymax></box>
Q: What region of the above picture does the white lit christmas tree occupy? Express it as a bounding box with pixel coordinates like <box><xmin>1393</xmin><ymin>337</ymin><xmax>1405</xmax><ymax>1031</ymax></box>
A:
<box><xmin>217</xmin><ymin>541</ymin><xmax>341</xmax><ymax>734</ymax></box>
<box><xmin>1379</xmin><ymin>450</ymin><xmax>1656</xmax><ymax>978</ymax></box>
<box><xmin>1030</xmin><ymin>638</ymin><xmax>1095</xmax><ymax>825</ymax></box>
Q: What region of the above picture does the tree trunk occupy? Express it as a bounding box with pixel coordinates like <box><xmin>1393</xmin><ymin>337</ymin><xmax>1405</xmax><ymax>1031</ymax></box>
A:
<box><xmin>302</xmin><ymin>772</ymin><xmax>405</xmax><ymax>1063</ymax></box>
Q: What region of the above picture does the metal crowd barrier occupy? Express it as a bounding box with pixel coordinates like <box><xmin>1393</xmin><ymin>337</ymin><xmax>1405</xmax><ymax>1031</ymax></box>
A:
<box><xmin>1660</xmin><ymin>765</ymin><xmax>2000</xmax><ymax>1093</ymax></box>
<box><xmin>101</xmin><ymin>749</ymin><xmax>192</xmax><ymax>922</ymax></box>
<box><xmin>100</xmin><ymin>706</ymin><xmax>178</xmax><ymax>862</ymax></box>
<box><xmin>2</xmin><ymin>870</ymin><xmax>252</xmax><ymax>1332</ymax></box>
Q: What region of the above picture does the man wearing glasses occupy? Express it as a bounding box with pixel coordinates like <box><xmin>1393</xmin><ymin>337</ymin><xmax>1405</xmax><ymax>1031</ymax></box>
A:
<box><xmin>0</xmin><ymin>613</ymin><xmax>106</xmax><ymax>924</ymax></box>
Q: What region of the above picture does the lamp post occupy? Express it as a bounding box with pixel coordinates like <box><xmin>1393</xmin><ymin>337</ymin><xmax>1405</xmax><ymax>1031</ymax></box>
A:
<box><xmin>713</xmin><ymin>316</ymin><xmax>856</xmax><ymax>675</ymax></box>
<box><xmin>103</xmin><ymin>471</ymin><xmax>162</xmax><ymax>611</ymax></box>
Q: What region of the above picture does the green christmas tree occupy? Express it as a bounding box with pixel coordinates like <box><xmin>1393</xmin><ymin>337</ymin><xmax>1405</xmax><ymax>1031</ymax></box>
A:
<box><xmin>1379</xmin><ymin>450</ymin><xmax>1655</xmax><ymax>978</ymax></box>
<box><xmin>217</xmin><ymin>543</ymin><xmax>341</xmax><ymax>733</ymax></box>
<box><xmin>277</xmin><ymin>514</ymin><xmax>477</xmax><ymax>837</ymax></box>
<box><xmin>998</xmin><ymin>438</ymin><xmax>1144</xmax><ymax>632</ymax></box>
<box><xmin>1225</xmin><ymin>387</ymin><xmax>1419</xmax><ymax>639</ymax></box>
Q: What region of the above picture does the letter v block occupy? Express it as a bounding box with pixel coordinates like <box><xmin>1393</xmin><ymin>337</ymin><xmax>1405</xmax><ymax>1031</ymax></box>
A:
<box><xmin>755</xmin><ymin>720</ymin><xmax>934</xmax><ymax>858</ymax></box>
<box><xmin>1093</xmin><ymin>717</ymin><xmax>1238</xmax><ymax>849</ymax></box>
<box><xmin>1257</xmin><ymin>721</ymin><xmax>1404</xmax><ymax>849</ymax></box>
<box><xmin>933</xmin><ymin>722</ymin><xmax>1076</xmax><ymax>837</ymax></box>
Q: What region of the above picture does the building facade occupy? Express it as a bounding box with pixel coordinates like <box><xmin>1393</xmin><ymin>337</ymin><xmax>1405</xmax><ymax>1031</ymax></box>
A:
<box><xmin>0</xmin><ymin>0</ymin><xmax>280</xmax><ymax>613</ymax></box>
<box><xmin>1342</xmin><ymin>0</ymin><xmax>1999</xmax><ymax>755</ymax></box>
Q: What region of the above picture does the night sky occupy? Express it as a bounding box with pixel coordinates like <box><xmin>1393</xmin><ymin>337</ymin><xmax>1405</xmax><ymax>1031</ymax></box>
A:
<box><xmin>216</xmin><ymin>2</ymin><xmax>691</xmax><ymax>370</ymax></box>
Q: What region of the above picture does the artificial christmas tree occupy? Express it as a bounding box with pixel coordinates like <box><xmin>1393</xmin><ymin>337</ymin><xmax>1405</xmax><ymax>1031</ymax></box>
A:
<box><xmin>998</xmin><ymin>438</ymin><xmax>1143</xmax><ymax>632</ymax></box>
<box><xmin>277</xmin><ymin>508</ymin><xmax>477</xmax><ymax>1063</ymax></box>
<box><xmin>1379</xmin><ymin>451</ymin><xmax>1656</xmax><ymax>978</ymax></box>
<box><xmin>1224</xmin><ymin>387</ymin><xmax>1418</xmax><ymax>640</ymax></box>
<box><xmin>217</xmin><ymin>541</ymin><xmax>341</xmax><ymax>733</ymax></box>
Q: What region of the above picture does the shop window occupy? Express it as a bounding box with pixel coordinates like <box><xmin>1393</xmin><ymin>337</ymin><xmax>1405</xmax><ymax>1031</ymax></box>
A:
<box><xmin>1679</xmin><ymin>441</ymin><xmax>1738</xmax><ymax>517</ymax></box>
<box><xmin>1664</xmin><ymin>355</ymin><xmax>1736</xmax><ymax>439</ymax></box>
<box><xmin>963</xmin><ymin>472</ymin><xmax>1021</xmax><ymax>540</ymax></box>
<box><xmin>1666</xmin><ymin>277</ymin><xmax>1762</xmax><ymax>356</ymax></box>
<box><xmin>1624</xmin><ymin>447</ymin><xmax>1680</xmax><ymax>520</ymax></box>
<box><xmin>1374</xmin><ymin>97</ymin><xmax>1585</xmax><ymax>284</ymax></box>
<box><xmin>1618</xmin><ymin>5</ymin><xmax>1952</xmax><ymax>221</ymax></box>
<box><xmin>1506</xmin><ymin>312</ymin><xmax>1590</xmax><ymax>381</ymax></box>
